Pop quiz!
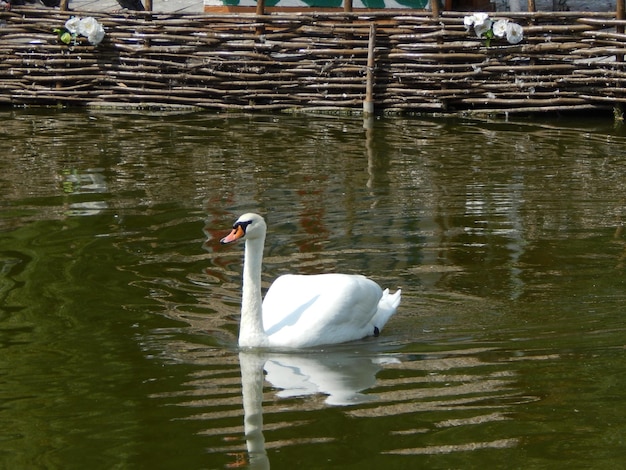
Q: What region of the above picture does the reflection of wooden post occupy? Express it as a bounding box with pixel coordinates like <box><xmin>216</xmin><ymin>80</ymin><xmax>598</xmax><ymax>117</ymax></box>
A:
<box><xmin>145</xmin><ymin>0</ymin><xmax>153</xmax><ymax>10</ymax></box>
<box><xmin>344</xmin><ymin>0</ymin><xmax>353</xmax><ymax>12</ymax></box>
<box><xmin>60</xmin><ymin>0</ymin><xmax>69</xmax><ymax>10</ymax></box>
<box><xmin>363</xmin><ymin>23</ymin><xmax>376</xmax><ymax>116</ymax></box>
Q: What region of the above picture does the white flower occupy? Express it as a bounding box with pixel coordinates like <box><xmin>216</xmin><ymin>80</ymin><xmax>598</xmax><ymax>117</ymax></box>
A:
<box><xmin>77</xmin><ymin>17</ymin><xmax>97</xmax><ymax>38</ymax></box>
<box><xmin>77</xmin><ymin>17</ymin><xmax>105</xmax><ymax>45</ymax></box>
<box><xmin>464</xmin><ymin>12</ymin><xmax>523</xmax><ymax>45</ymax></box>
<box><xmin>492</xmin><ymin>19</ymin><xmax>508</xmax><ymax>38</ymax></box>
<box><xmin>472</xmin><ymin>12</ymin><xmax>490</xmax><ymax>26</ymax></box>
<box><xmin>506</xmin><ymin>22</ymin><xmax>524</xmax><ymax>44</ymax></box>
<box><xmin>464</xmin><ymin>12</ymin><xmax>489</xmax><ymax>29</ymax></box>
<box><xmin>87</xmin><ymin>24</ymin><xmax>105</xmax><ymax>45</ymax></box>
<box><xmin>64</xmin><ymin>16</ymin><xmax>81</xmax><ymax>34</ymax></box>
<box><xmin>474</xmin><ymin>19</ymin><xmax>493</xmax><ymax>38</ymax></box>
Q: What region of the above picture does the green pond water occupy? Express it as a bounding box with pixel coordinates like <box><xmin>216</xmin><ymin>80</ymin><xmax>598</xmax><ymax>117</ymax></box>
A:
<box><xmin>1</xmin><ymin>109</ymin><xmax>626</xmax><ymax>469</ymax></box>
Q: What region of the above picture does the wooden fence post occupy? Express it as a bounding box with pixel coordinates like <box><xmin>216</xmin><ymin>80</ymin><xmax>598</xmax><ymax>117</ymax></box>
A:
<box><xmin>60</xmin><ymin>0</ymin><xmax>69</xmax><ymax>10</ymax></box>
<box><xmin>616</xmin><ymin>0</ymin><xmax>625</xmax><ymax>119</ymax></box>
<box><xmin>430</xmin><ymin>0</ymin><xmax>439</xmax><ymax>18</ymax></box>
<box><xmin>255</xmin><ymin>0</ymin><xmax>265</xmax><ymax>36</ymax></box>
<box><xmin>618</xmin><ymin>0</ymin><xmax>625</xmax><ymax>35</ymax></box>
<box><xmin>344</xmin><ymin>0</ymin><xmax>353</xmax><ymax>12</ymax></box>
<box><xmin>145</xmin><ymin>0</ymin><xmax>153</xmax><ymax>10</ymax></box>
<box><xmin>617</xmin><ymin>0</ymin><xmax>624</xmax><ymax>62</ymax></box>
<box><xmin>363</xmin><ymin>23</ymin><xmax>376</xmax><ymax>116</ymax></box>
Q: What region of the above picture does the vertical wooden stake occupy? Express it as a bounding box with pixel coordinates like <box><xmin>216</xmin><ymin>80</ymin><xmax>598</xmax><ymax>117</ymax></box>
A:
<box><xmin>60</xmin><ymin>0</ymin><xmax>69</xmax><ymax>10</ymax></box>
<box><xmin>615</xmin><ymin>0</ymin><xmax>625</xmax><ymax>120</ymax></box>
<box><xmin>363</xmin><ymin>23</ymin><xmax>376</xmax><ymax>116</ymax></box>
<box><xmin>528</xmin><ymin>0</ymin><xmax>536</xmax><ymax>11</ymax></box>
<box><xmin>617</xmin><ymin>0</ymin><xmax>624</xmax><ymax>62</ymax></box>
<box><xmin>344</xmin><ymin>0</ymin><xmax>353</xmax><ymax>12</ymax></box>
<box><xmin>144</xmin><ymin>0</ymin><xmax>153</xmax><ymax>47</ymax></box>
<box><xmin>617</xmin><ymin>0</ymin><xmax>625</xmax><ymax>33</ymax></box>
<box><xmin>255</xmin><ymin>0</ymin><xmax>266</xmax><ymax>36</ymax></box>
<box><xmin>430</xmin><ymin>0</ymin><xmax>439</xmax><ymax>19</ymax></box>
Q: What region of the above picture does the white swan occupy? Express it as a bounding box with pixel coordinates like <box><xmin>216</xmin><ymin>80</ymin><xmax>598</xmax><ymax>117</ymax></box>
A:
<box><xmin>220</xmin><ymin>213</ymin><xmax>401</xmax><ymax>348</ymax></box>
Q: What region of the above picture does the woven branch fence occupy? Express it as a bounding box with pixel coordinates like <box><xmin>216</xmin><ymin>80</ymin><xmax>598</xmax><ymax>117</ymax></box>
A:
<box><xmin>1</xmin><ymin>7</ymin><xmax>625</xmax><ymax>115</ymax></box>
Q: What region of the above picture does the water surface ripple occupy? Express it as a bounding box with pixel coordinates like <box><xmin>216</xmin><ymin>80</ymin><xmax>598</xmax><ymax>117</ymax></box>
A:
<box><xmin>1</xmin><ymin>110</ymin><xmax>626</xmax><ymax>469</ymax></box>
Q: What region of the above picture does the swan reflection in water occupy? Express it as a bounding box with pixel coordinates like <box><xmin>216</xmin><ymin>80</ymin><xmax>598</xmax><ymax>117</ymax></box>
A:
<box><xmin>239</xmin><ymin>348</ymin><xmax>398</xmax><ymax>469</ymax></box>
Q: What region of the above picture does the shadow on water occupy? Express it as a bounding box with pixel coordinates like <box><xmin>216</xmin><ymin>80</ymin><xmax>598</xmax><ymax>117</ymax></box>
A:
<box><xmin>2</xmin><ymin>109</ymin><xmax>626</xmax><ymax>468</ymax></box>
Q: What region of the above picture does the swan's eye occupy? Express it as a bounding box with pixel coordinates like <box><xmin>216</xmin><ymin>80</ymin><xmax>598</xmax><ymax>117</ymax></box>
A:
<box><xmin>234</xmin><ymin>220</ymin><xmax>253</xmax><ymax>233</ymax></box>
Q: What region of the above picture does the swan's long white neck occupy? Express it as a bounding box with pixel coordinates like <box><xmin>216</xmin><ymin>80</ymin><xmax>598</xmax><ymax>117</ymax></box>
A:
<box><xmin>240</xmin><ymin>234</ymin><xmax>270</xmax><ymax>348</ymax></box>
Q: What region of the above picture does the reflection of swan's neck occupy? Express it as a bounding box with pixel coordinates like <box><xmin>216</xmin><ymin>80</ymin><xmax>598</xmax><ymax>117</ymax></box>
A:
<box><xmin>240</xmin><ymin>352</ymin><xmax>269</xmax><ymax>469</ymax></box>
<box><xmin>240</xmin><ymin>236</ymin><xmax>269</xmax><ymax>348</ymax></box>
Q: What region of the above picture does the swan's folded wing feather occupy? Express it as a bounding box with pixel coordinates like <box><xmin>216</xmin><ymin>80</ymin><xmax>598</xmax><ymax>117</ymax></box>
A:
<box><xmin>262</xmin><ymin>274</ymin><xmax>329</xmax><ymax>334</ymax></box>
<box><xmin>262</xmin><ymin>273</ymin><xmax>383</xmax><ymax>343</ymax></box>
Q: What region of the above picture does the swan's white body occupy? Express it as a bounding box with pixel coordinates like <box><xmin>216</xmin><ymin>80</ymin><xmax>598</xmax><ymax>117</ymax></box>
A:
<box><xmin>221</xmin><ymin>213</ymin><xmax>401</xmax><ymax>349</ymax></box>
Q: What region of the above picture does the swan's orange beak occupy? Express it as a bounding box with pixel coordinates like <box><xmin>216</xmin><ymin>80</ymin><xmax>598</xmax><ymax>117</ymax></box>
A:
<box><xmin>220</xmin><ymin>225</ymin><xmax>245</xmax><ymax>244</ymax></box>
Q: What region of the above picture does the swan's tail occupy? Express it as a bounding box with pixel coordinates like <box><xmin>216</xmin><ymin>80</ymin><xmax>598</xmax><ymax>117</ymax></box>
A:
<box><xmin>372</xmin><ymin>288</ymin><xmax>401</xmax><ymax>333</ymax></box>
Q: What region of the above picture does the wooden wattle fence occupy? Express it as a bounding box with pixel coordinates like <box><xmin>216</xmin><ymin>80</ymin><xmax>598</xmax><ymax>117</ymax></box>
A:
<box><xmin>1</xmin><ymin>6</ymin><xmax>626</xmax><ymax>115</ymax></box>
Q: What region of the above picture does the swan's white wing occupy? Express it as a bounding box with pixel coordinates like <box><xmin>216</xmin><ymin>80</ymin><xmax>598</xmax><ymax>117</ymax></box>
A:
<box><xmin>262</xmin><ymin>273</ymin><xmax>383</xmax><ymax>347</ymax></box>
